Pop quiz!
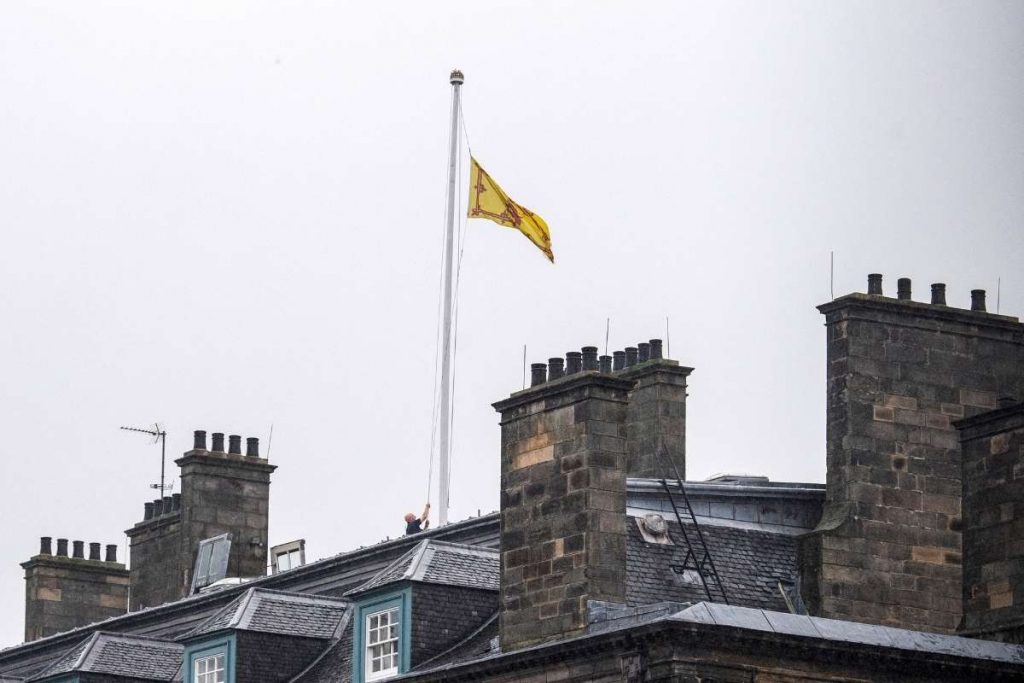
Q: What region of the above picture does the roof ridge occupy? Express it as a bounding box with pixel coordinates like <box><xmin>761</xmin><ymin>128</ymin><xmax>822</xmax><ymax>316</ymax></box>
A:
<box><xmin>92</xmin><ymin>631</ymin><xmax>183</xmax><ymax>646</ymax></box>
<box><xmin>405</xmin><ymin>540</ymin><xmax>432</xmax><ymax>582</ymax></box>
<box><xmin>178</xmin><ymin>590</ymin><xmax>250</xmax><ymax>641</ymax></box>
<box><xmin>343</xmin><ymin>542</ymin><xmax>423</xmax><ymax>596</ymax></box>
<box><xmin>29</xmin><ymin>632</ymin><xmax>96</xmax><ymax>680</ymax></box>
<box><xmin>72</xmin><ymin>632</ymin><xmax>100</xmax><ymax>672</ymax></box>
<box><xmin>234</xmin><ymin>587</ymin><xmax>259</xmax><ymax>630</ymax></box>
<box><xmin>245</xmin><ymin>587</ymin><xmax>351</xmax><ymax>606</ymax></box>
<box><xmin>424</xmin><ymin>540</ymin><xmax>499</xmax><ymax>556</ymax></box>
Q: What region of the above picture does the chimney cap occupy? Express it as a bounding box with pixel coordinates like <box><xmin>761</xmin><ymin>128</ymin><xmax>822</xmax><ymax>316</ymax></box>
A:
<box><xmin>971</xmin><ymin>289</ymin><xmax>987</xmax><ymax>312</ymax></box>
<box><xmin>897</xmin><ymin>278</ymin><xmax>912</xmax><ymax>300</ymax></box>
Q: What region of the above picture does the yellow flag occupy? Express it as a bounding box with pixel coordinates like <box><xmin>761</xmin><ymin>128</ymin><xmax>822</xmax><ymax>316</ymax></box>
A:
<box><xmin>467</xmin><ymin>157</ymin><xmax>553</xmax><ymax>262</ymax></box>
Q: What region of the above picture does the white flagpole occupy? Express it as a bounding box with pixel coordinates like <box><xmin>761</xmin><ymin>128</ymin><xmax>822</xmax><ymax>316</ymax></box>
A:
<box><xmin>438</xmin><ymin>69</ymin><xmax>463</xmax><ymax>527</ymax></box>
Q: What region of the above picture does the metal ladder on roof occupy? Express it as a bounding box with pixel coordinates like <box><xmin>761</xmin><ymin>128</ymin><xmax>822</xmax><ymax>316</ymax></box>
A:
<box><xmin>655</xmin><ymin>447</ymin><xmax>729</xmax><ymax>605</ymax></box>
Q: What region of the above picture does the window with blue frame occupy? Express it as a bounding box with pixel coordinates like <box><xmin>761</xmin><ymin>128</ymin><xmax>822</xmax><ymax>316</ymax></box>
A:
<box><xmin>185</xmin><ymin>636</ymin><xmax>235</xmax><ymax>683</ymax></box>
<box><xmin>352</xmin><ymin>589</ymin><xmax>411</xmax><ymax>683</ymax></box>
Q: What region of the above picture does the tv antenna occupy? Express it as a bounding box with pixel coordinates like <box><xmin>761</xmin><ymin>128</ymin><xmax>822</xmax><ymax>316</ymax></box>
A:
<box><xmin>120</xmin><ymin>423</ymin><xmax>169</xmax><ymax>495</ymax></box>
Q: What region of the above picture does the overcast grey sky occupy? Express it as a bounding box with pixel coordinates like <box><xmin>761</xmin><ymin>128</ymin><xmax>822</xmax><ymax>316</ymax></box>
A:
<box><xmin>1</xmin><ymin>1</ymin><xmax>1022</xmax><ymax>646</ymax></box>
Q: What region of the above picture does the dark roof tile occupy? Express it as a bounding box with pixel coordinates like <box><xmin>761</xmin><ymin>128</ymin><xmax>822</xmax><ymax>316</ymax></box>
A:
<box><xmin>346</xmin><ymin>541</ymin><xmax>498</xmax><ymax>596</ymax></box>
<box><xmin>183</xmin><ymin>589</ymin><xmax>349</xmax><ymax>640</ymax></box>
<box><xmin>29</xmin><ymin>633</ymin><xmax>182</xmax><ymax>681</ymax></box>
<box><xmin>626</xmin><ymin>514</ymin><xmax>798</xmax><ymax>611</ymax></box>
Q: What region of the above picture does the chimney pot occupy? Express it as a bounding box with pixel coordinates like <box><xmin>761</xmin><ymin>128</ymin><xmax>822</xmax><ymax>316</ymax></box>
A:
<box><xmin>88</xmin><ymin>542</ymin><xmax>101</xmax><ymax>561</ymax></box>
<box><xmin>193</xmin><ymin>430</ymin><xmax>207</xmax><ymax>450</ymax></box>
<box><xmin>39</xmin><ymin>537</ymin><xmax>52</xmax><ymax>555</ymax></box>
<box><xmin>172</xmin><ymin>492</ymin><xmax>181</xmax><ymax>511</ymax></box>
<box><xmin>868</xmin><ymin>273</ymin><xmax>883</xmax><ymax>295</ymax></box>
<box><xmin>612</xmin><ymin>351</ymin><xmax>625</xmax><ymax>371</ymax></box>
<box><xmin>581</xmin><ymin>346</ymin><xmax>598</xmax><ymax>371</ymax></box>
<box><xmin>72</xmin><ymin>541</ymin><xmax>84</xmax><ymax>559</ymax></box>
<box><xmin>638</xmin><ymin>342</ymin><xmax>650</xmax><ymax>362</ymax></box>
<box><xmin>56</xmin><ymin>539</ymin><xmax>68</xmax><ymax>557</ymax></box>
<box><xmin>246</xmin><ymin>437</ymin><xmax>259</xmax><ymax>458</ymax></box>
<box><xmin>211</xmin><ymin>432</ymin><xmax>225</xmax><ymax>452</ymax></box>
<box><xmin>971</xmin><ymin>289</ymin><xmax>987</xmax><ymax>312</ymax></box>
<box><xmin>625</xmin><ymin>347</ymin><xmax>639</xmax><ymax>367</ymax></box>
<box><xmin>649</xmin><ymin>339</ymin><xmax>663</xmax><ymax>360</ymax></box>
<box><xmin>931</xmin><ymin>283</ymin><xmax>946</xmax><ymax>305</ymax></box>
<box><xmin>547</xmin><ymin>357</ymin><xmax>564</xmax><ymax>380</ymax></box>
<box><xmin>228</xmin><ymin>434</ymin><xmax>242</xmax><ymax>455</ymax></box>
<box><xmin>144</xmin><ymin>502</ymin><xmax>154</xmax><ymax>520</ymax></box>
<box><xmin>162</xmin><ymin>496</ymin><xmax>172</xmax><ymax>513</ymax></box>
<box><xmin>599</xmin><ymin>355</ymin><xmax>612</xmax><ymax>374</ymax></box>
<box><xmin>153</xmin><ymin>498</ymin><xmax>163</xmax><ymax>516</ymax></box>
<box><xmin>530</xmin><ymin>363</ymin><xmax>547</xmax><ymax>387</ymax></box>
<box><xmin>566</xmin><ymin>352</ymin><xmax>583</xmax><ymax>375</ymax></box>
<box><xmin>105</xmin><ymin>544</ymin><xmax>118</xmax><ymax>563</ymax></box>
<box><xmin>897</xmin><ymin>278</ymin><xmax>912</xmax><ymax>300</ymax></box>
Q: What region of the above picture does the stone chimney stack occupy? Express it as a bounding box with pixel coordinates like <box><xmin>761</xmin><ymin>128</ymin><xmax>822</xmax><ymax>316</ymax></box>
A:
<box><xmin>800</xmin><ymin>274</ymin><xmax>1024</xmax><ymax>634</ymax></box>
<box><xmin>956</xmin><ymin>400</ymin><xmax>1024</xmax><ymax>642</ymax></box>
<box><xmin>125</xmin><ymin>428</ymin><xmax>277</xmax><ymax>609</ymax></box>
<box><xmin>492</xmin><ymin>338</ymin><xmax>692</xmax><ymax>650</ymax></box>
<box><xmin>21</xmin><ymin>537</ymin><xmax>128</xmax><ymax>641</ymax></box>
<box><xmin>493</xmin><ymin>362</ymin><xmax>632</xmax><ymax>650</ymax></box>
<box><xmin>619</xmin><ymin>339</ymin><xmax>692</xmax><ymax>479</ymax></box>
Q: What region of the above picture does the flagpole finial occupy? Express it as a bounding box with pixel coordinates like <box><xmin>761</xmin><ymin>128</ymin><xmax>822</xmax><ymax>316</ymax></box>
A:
<box><xmin>449</xmin><ymin>69</ymin><xmax>464</xmax><ymax>85</ymax></box>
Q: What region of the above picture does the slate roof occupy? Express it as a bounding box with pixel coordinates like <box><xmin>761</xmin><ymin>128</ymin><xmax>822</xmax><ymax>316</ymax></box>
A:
<box><xmin>291</xmin><ymin>622</ymin><xmax>354</xmax><ymax>683</ymax></box>
<box><xmin>402</xmin><ymin>601</ymin><xmax>1024</xmax><ymax>680</ymax></box>
<box><xmin>0</xmin><ymin>513</ymin><xmax>499</xmax><ymax>682</ymax></box>
<box><xmin>673</xmin><ymin>602</ymin><xmax>1024</xmax><ymax>665</ymax></box>
<box><xmin>183</xmin><ymin>588</ymin><xmax>350</xmax><ymax>641</ymax></box>
<box><xmin>29</xmin><ymin>632</ymin><xmax>183</xmax><ymax>681</ymax></box>
<box><xmin>346</xmin><ymin>540</ymin><xmax>499</xmax><ymax>596</ymax></box>
<box><xmin>412</xmin><ymin>614</ymin><xmax>499</xmax><ymax>672</ymax></box>
<box><xmin>626</xmin><ymin>513</ymin><xmax>798</xmax><ymax>611</ymax></box>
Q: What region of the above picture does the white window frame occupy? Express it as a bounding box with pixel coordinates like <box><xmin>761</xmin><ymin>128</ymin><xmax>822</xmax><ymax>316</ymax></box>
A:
<box><xmin>364</xmin><ymin>606</ymin><xmax>400</xmax><ymax>681</ymax></box>
<box><xmin>193</xmin><ymin>652</ymin><xmax>226</xmax><ymax>683</ymax></box>
<box><xmin>270</xmin><ymin>538</ymin><xmax>306</xmax><ymax>574</ymax></box>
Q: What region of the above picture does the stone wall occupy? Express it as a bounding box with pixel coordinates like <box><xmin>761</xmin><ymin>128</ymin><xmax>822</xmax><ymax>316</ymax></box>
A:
<box><xmin>176</xmin><ymin>447</ymin><xmax>276</xmax><ymax>592</ymax></box>
<box><xmin>493</xmin><ymin>372</ymin><xmax>632</xmax><ymax>650</ymax></box>
<box><xmin>22</xmin><ymin>539</ymin><xmax>127</xmax><ymax>641</ymax></box>
<box><xmin>124</xmin><ymin>511</ymin><xmax>183</xmax><ymax>609</ymax></box>
<box><xmin>957</xmin><ymin>401</ymin><xmax>1024</xmax><ymax>642</ymax></box>
<box><xmin>125</xmin><ymin>430</ymin><xmax>276</xmax><ymax>611</ymax></box>
<box><xmin>800</xmin><ymin>277</ymin><xmax>1024</xmax><ymax>633</ymax></box>
<box><xmin>620</xmin><ymin>362</ymin><xmax>691</xmax><ymax>479</ymax></box>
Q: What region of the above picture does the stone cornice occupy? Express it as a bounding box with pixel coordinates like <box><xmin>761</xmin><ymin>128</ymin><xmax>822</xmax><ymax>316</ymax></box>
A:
<box><xmin>21</xmin><ymin>556</ymin><xmax>128</xmax><ymax>576</ymax></box>
<box><xmin>818</xmin><ymin>293</ymin><xmax>1023</xmax><ymax>337</ymax></box>
<box><xmin>492</xmin><ymin>371</ymin><xmax>634</xmax><ymax>415</ymax></box>
<box><xmin>954</xmin><ymin>402</ymin><xmax>1024</xmax><ymax>441</ymax></box>
<box><xmin>175</xmin><ymin>450</ymin><xmax>278</xmax><ymax>474</ymax></box>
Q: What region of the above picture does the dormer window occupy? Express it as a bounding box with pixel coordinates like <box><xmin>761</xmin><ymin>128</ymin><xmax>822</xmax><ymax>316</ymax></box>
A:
<box><xmin>194</xmin><ymin>652</ymin><xmax>226</xmax><ymax>683</ymax></box>
<box><xmin>365</xmin><ymin>606</ymin><xmax>400</xmax><ymax>680</ymax></box>
<box><xmin>351</xmin><ymin>591</ymin><xmax>410</xmax><ymax>683</ymax></box>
